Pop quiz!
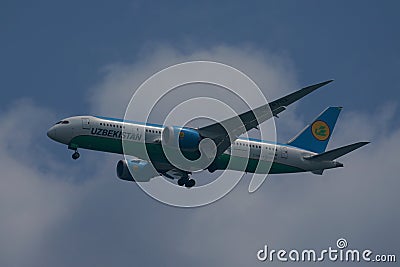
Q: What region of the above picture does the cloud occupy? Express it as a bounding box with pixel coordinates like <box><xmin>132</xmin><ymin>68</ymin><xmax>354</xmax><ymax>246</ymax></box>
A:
<box><xmin>1</xmin><ymin>45</ymin><xmax>398</xmax><ymax>267</ymax></box>
<box><xmin>0</xmin><ymin>100</ymin><xmax>79</xmax><ymax>266</ymax></box>
<box><xmin>88</xmin><ymin>44</ymin><xmax>306</xmax><ymax>144</ymax></box>
<box><xmin>173</xmin><ymin>104</ymin><xmax>400</xmax><ymax>266</ymax></box>
<box><xmin>85</xmin><ymin>45</ymin><xmax>399</xmax><ymax>266</ymax></box>
<box><xmin>88</xmin><ymin>45</ymin><xmax>298</xmax><ymax>112</ymax></box>
<box><xmin>0</xmin><ymin>99</ymin><xmax>118</xmax><ymax>266</ymax></box>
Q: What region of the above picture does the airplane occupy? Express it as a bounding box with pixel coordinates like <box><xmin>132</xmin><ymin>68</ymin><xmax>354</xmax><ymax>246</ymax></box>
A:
<box><xmin>47</xmin><ymin>80</ymin><xmax>369</xmax><ymax>188</ymax></box>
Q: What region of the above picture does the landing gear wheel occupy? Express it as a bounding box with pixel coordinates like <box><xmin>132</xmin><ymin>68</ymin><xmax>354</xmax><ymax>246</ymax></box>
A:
<box><xmin>185</xmin><ymin>179</ymin><xmax>196</xmax><ymax>188</ymax></box>
<box><xmin>178</xmin><ymin>177</ymin><xmax>188</xmax><ymax>186</ymax></box>
<box><xmin>72</xmin><ymin>151</ymin><xmax>80</xmax><ymax>160</ymax></box>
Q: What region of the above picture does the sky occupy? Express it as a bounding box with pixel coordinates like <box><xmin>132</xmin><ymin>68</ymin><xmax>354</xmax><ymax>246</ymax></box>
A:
<box><xmin>1</xmin><ymin>1</ymin><xmax>399</xmax><ymax>266</ymax></box>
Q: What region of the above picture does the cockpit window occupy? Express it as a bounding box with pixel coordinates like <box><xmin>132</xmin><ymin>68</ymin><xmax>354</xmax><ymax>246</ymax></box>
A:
<box><xmin>55</xmin><ymin>120</ymin><xmax>70</xmax><ymax>125</ymax></box>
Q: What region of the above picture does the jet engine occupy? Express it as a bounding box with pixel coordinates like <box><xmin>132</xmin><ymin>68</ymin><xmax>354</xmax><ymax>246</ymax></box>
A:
<box><xmin>162</xmin><ymin>126</ymin><xmax>201</xmax><ymax>151</ymax></box>
<box><xmin>116</xmin><ymin>159</ymin><xmax>159</xmax><ymax>182</ymax></box>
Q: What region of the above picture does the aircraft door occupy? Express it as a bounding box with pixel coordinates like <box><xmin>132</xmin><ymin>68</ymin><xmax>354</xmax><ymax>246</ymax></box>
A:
<box><xmin>82</xmin><ymin>118</ymin><xmax>90</xmax><ymax>129</ymax></box>
<box><xmin>252</xmin><ymin>146</ymin><xmax>261</xmax><ymax>159</ymax></box>
<box><xmin>281</xmin><ymin>146</ymin><xmax>288</xmax><ymax>159</ymax></box>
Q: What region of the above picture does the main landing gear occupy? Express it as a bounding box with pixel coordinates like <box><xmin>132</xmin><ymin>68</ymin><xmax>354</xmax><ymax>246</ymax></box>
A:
<box><xmin>72</xmin><ymin>150</ymin><xmax>80</xmax><ymax>160</ymax></box>
<box><xmin>178</xmin><ymin>176</ymin><xmax>196</xmax><ymax>188</ymax></box>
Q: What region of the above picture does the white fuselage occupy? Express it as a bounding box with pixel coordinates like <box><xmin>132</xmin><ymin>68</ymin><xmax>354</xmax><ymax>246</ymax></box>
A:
<box><xmin>47</xmin><ymin>115</ymin><xmax>341</xmax><ymax>174</ymax></box>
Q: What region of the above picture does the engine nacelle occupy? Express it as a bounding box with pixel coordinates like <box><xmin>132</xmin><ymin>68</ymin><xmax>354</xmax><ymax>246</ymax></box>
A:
<box><xmin>162</xmin><ymin>126</ymin><xmax>201</xmax><ymax>151</ymax></box>
<box><xmin>116</xmin><ymin>159</ymin><xmax>159</xmax><ymax>182</ymax></box>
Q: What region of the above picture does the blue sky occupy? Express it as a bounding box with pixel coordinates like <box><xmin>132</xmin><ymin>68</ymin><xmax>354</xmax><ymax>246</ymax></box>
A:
<box><xmin>2</xmin><ymin>0</ymin><xmax>399</xmax><ymax>115</ymax></box>
<box><xmin>1</xmin><ymin>1</ymin><xmax>399</xmax><ymax>266</ymax></box>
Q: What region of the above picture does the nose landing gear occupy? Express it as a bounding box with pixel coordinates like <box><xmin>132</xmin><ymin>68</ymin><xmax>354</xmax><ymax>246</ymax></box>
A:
<box><xmin>68</xmin><ymin>143</ymin><xmax>80</xmax><ymax>160</ymax></box>
<box><xmin>72</xmin><ymin>150</ymin><xmax>80</xmax><ymax>160</ymax></box>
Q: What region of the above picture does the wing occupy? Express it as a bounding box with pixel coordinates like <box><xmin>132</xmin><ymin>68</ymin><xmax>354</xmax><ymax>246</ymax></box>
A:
<box><xmin>197</xmin><ymin>80</ymin><xmax>333</xmax><ymax>156</ymax></box>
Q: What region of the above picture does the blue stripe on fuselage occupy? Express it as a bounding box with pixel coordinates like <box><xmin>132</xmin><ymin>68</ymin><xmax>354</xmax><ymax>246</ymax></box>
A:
<box><xmin>94</xmin><ymin>116</ymin><xmax>164</xmax><ymax>128</ymax></box>
<box><xmin>94</xmin><ymin>116</ymin><xmax>307</xmax><ymax>151</ymax></box>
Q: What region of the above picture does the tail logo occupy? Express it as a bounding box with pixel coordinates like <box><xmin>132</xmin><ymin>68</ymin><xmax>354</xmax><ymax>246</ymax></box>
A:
<box><xmin>311</xmin><ymin>120</ymin><xmax>330</xmax><ymax>141</ymax></box>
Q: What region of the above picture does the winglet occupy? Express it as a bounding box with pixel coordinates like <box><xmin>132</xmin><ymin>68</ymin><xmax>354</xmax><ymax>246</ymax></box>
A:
<box><xmin>269</xmin><ymin>80</ymin><xmax>334</xmax><ymax>115</ymax></box>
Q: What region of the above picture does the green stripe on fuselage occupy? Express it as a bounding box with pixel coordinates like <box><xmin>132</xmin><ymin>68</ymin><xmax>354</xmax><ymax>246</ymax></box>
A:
<box><xmin>211</xmin><ymin>153</ymin><xmax>305</xmax><ymax>174</ymax></box>
<box><xmin>70</xmin><ymin>135</ymin><xmax>305</xmax><ymax>174</ymax></box>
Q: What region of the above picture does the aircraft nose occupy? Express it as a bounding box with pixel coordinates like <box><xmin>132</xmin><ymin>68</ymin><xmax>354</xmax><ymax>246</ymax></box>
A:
<box><xmin>47</xmin><ymin>127</ymin><xmax>57</xmax><ymax>140</ymax></box>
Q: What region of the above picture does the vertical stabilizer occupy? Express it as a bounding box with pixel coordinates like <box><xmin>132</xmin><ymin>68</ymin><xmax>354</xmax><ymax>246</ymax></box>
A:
<box><xmin>287</xmin><ymin>107</ymin><xmax>342</xmax><ymax>153</ymax></box>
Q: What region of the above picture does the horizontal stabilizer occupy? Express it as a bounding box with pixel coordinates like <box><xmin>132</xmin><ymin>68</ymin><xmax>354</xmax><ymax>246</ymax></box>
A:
<box><xmin>305</xmin><ymin>142</ymin><xmax>369</xmax><ymax>161</ymax></box>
